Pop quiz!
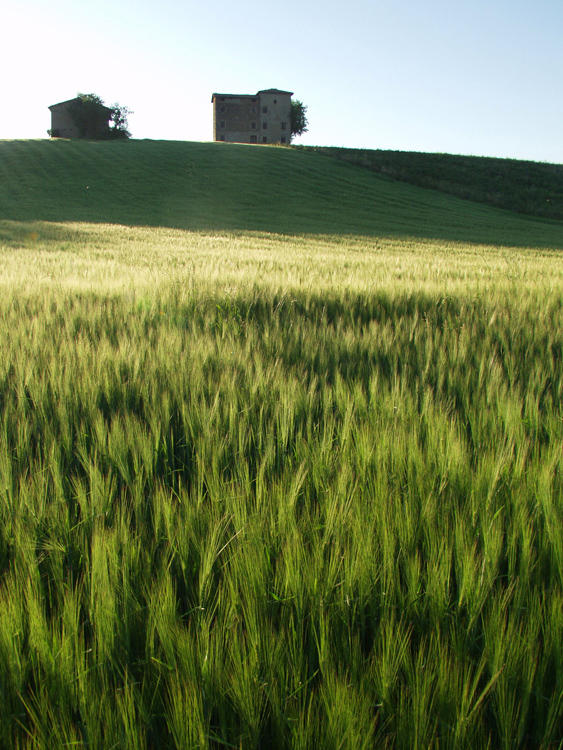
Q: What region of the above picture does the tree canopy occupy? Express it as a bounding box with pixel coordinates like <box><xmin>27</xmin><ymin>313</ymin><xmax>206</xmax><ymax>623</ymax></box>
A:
<box><xmin>290</xmin><ymin>100</ymin><xmax>308</xmax><ymax>141</ymax></box>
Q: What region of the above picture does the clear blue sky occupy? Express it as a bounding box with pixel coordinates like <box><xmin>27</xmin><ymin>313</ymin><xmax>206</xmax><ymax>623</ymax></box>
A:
<box><xmin>2</xmin><ymin>0</ymin><xmax>562</xmax><ymax>162</ymax></box>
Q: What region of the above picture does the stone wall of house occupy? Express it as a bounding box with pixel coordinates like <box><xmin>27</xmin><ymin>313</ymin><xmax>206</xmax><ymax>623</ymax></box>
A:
<box><xmin>212</xmin><ymin>89</ymin><xmax>293</xmax><ymax>145</ymax></box>
<box><xmin>48</xmin><ymin>98</ymin><xmax>112</xmax><ymax>139</ymax></box>
<box><xmin>49</xmin><ymin>102</ymin><xmax>80</xmax><ymax>138</ymax></box>
<box><xmin>258</xmin><ymin>90</ymin><xmax>292</xmax><ymax>145</ymax></box>
<box><xmin>213</xmin><ymin>95</ymin><xmax>260</xmax><ymax>143</ymax></box>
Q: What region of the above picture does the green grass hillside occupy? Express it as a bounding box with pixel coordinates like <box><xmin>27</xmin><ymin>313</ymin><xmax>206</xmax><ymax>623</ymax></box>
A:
<box><xmin>1</xmin><ymin>140</ymin><xmax>563</xmax><ymax>749</ymax></box>
<box><xmin>1</xmin><ymin>138</ymin><xmax>562</xmax><ymax>248</ymax></box>
<box><xmin>309</xmin><ymin>146</ymin><xmax>563</xmax><ymax>222</ymax></box>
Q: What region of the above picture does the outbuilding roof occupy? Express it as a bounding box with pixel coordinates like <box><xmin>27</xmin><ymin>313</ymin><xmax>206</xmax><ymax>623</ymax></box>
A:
<box><xmin>49</xmin><ymin>97</ymin><xmax>112</xmax><ymax>114</ymax></box>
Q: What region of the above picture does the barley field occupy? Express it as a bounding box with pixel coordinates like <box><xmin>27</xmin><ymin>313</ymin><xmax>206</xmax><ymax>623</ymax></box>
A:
<box><xmin>1</xmin><ymin>140</ymin><xmax>563</xmax><ymax>748</ymax></box>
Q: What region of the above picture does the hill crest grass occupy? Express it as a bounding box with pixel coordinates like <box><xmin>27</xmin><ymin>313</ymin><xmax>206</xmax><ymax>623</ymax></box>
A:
<box><xmin>1</xmin><ymin>138</ymin><xmax>563</xmax><ymax>248</ymax></box>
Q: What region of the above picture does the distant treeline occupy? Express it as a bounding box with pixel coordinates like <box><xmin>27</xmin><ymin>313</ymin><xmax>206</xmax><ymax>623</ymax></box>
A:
<box><xmin>303</xmin><ymin>146</ymin><xmax>563</xmax><ymax>222</ymax></box>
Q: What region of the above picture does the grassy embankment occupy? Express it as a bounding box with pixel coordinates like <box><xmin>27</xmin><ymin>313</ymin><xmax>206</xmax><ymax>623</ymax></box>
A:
<box><xmin>1</xmin><ymin>139</ymin><xmax>563</xmax><ymax>749</ymax></box>
<box><xmin>308</xmin><ymin>145</ymin><xmax>563</xmax><ymax>222</ymax></box>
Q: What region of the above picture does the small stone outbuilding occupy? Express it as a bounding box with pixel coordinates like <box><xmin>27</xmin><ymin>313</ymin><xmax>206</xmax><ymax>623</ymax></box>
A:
<box><xmin>211</xmin><ymin>89</ymin><xmax>293</xmax><ymax>145</ymax></box>
<box><xmin>48</xmin><ymin>97</ymin><xmax>112</xmax><ymax>138</ymax></box>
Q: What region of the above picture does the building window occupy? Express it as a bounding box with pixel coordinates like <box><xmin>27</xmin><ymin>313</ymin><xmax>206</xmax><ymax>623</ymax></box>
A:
<box><xmin>262</xmin><ymin>107</ymin><xmax>268</xmax><ymax>114</ymax></box>
<box><xmin>281</xmin><ymin>136</ymin><xmax>286</xmax><ymax>143</ymax></box>
<box><xmin>220</xmin><ymin>135</ymin><xmax>225</xmax><ymax>141</ymax></box>
<box><xmin>251</xmin><ymin>122</ymin><xmax>257</xmax><ymax>129</ymax></box>
<box><xmin>250</xmin><ymin>135</ymin><xmax>257</xmax><ymax>143</ymax></box>
<box><xmin>274</xmin><ymin>99</ymin><xmax>277</xmax><ymax>104</ymax></box>
<box><xmin>262</xmin><ymin>136</ymin><xmax>268</xmax><ymax>143</ymax></box>
<box><xmin>220</xmin><ymin>120</ymin><xmax>225</xmax><ymax>128</ymax></box>
<box><xmin>220</xmin><ymin>105</ymin><xmax>225</xmax><ymax>112</ymax></box>
<box><xmin>251</xmin><ymin>106</ymin><xmax>256</xmax><ymax>113</ymax></box>
<box><xmin>220</xmin><ymin>97</ymin><xmax>225</xmax><ymax>102</ymax></box>
<box><xmin>281</xmin><ymin>122</ymin><xmax>286</xmax><ymax>130</ymax></box>
<box><xmin>263</xmin><ymin>122</ymin><xmax>267</xmax><ymax>129</ymax></box>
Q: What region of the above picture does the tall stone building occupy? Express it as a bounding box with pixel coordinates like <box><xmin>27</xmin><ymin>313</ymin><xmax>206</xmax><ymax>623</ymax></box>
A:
<box><xmin>211</xmin><ymin>89</ymin><xmax>293</xmax><ymax>145</ymax></box>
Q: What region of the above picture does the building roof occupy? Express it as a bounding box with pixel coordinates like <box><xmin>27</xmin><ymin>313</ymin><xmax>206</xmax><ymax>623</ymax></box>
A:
<box><xmin>256</xmin><ymin>89</ymin><xmax>294</xmax><ymax>96</ymax></box>
<box><xmin>49</xmin><ymin>97</ymin><xmax>112</xmax><ymax>114</ymax></box>
<box><xmin>211</xmin><ymin>93</ymin><xmax>258</xmax><ymax>102</ymax></box>
<box><xmin>211</xmin><ymin>89</ymin><xmax>294</xmax><ymax>103</ymax></box>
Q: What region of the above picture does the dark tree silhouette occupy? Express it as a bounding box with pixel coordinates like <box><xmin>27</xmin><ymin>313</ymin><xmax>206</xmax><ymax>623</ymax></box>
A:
<box><xmin>290</xmin><ymin>100</ymin><xmax>308</xmax><ymax>141</ymax></box>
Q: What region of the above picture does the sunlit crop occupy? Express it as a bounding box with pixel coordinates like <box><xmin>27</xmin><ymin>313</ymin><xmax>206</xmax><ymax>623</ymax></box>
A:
<box><xmin>1</xmin><ymin>139</ymin><xmax>563</xmax><ymax>748</ymax></box>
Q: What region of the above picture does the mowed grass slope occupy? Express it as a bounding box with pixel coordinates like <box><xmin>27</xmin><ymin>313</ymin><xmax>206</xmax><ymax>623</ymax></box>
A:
<box><xmin>309</xmin><ymin>146</ymin><xmax>563</xmax><ymax>222</ymax></box>
<box><xmin>1</xmin><ymin>140</ymin><xmax>563</xmax><ymax>749</ymax></box>
<box><xmin>1</xmin><ymin>138</ymin><xmax>563</xmax><ymax>247</ymax></box>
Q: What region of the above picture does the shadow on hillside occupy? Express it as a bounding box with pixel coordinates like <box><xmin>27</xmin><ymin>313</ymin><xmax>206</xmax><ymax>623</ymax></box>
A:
<box><xmin>1</xmin><ymin>211</ymin><xmax>562</xmax><ymax>252</ymax></box>
<box><xmin>1</xmin><ymin>140</ymin><xmax>562</xmax><ymax>249</ymax></box>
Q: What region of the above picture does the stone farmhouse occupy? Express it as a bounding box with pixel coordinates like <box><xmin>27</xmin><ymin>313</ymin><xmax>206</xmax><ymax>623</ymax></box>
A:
<box><xmin>211</xmin><ymin>89</ymin><xmax>293</xmax><ymax>145</ymax></box>
<box><xmin>48</xmin><ymin>97</ymin><xmax>112</xmax><ymax>138</ymax></box>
